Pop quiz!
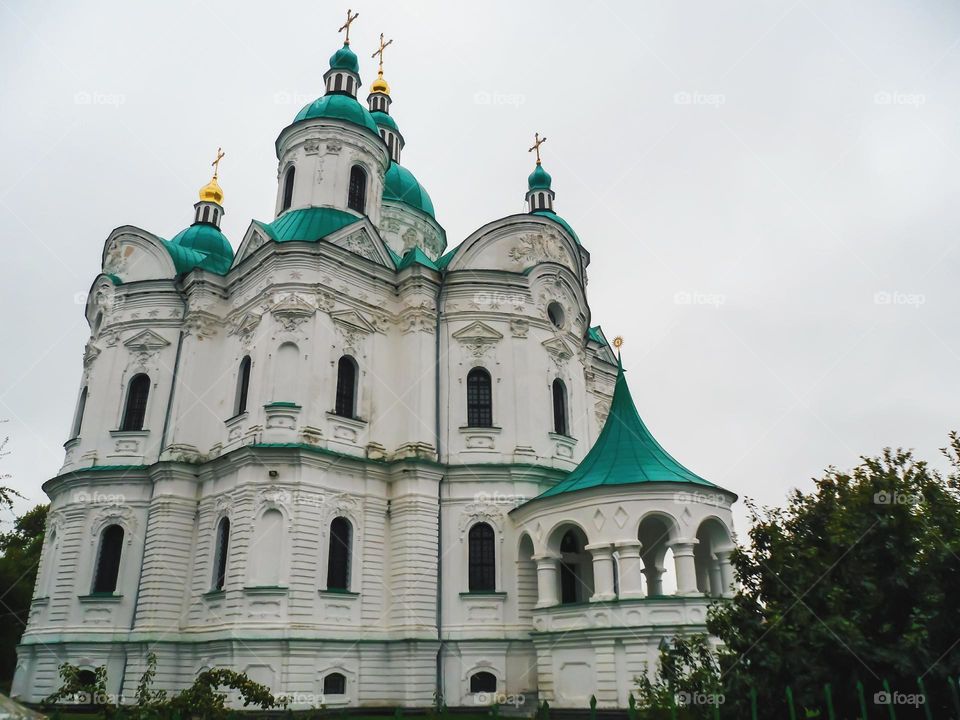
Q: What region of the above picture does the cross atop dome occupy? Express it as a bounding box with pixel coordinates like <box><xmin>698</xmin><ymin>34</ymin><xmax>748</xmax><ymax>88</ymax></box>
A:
<box><xmin>526</xmin><ymin>132</ymin><xmax>555</xmax><ymax>212</ymax></box>
<box><xmin>196</xmin><ymin>147</ymin><xmax>225</xmax><ymax>228</ymax></box>
<box><xmin>325</xmin><ymin>10</ymin><xmax>362</xmax><ymax>98</ymax></box>
<box><xmin>338</xmin><ymin>8</ymin><xmax>359</xmax><ymax>45</ymax></box>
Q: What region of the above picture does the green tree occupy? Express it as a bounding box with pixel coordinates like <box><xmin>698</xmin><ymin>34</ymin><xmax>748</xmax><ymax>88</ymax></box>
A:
<box><xmin>0</xmin><ymin>503</ymin><xmax>47</xmax><ymax>692</ymax></box>
<box><xmin>641</xmin><ymin>435</ymin><xmax>960</xmax><ymax>717</ymax></box>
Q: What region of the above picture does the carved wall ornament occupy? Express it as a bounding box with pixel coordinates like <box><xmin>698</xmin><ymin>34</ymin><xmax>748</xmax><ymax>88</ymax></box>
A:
<box><xmin>229</xmin><ymin>312</ymin><xmax>262</xmax><ymax>346</ymax></box>
<box><xmin>401</xmin><ymin>301</ymin><xmax>436</xmax><ymax>334</ymax></box>
<box><xmin>326</xmin><ymin>141</ymin><xmax>343</xmax><ymax>154</ymax></box>
<box><xmin>452</xmin><ymin>320</ymin><xmax>503</xmax><ymax>361</ymax></box>
<box><xmin>316</xmin><ymin>291</ymin><xmax>336</xmax><ymax>312</ymax></box>
<box><xmin>337</xmin><ymin>229</ymin><xmax>381</xmax><ymax>264</ymax></box>
<box><xmin>183</xmin><ymin>311</ymin><xmax>219</xmax><ymax>339</ymax></box>
<box><xmin>270</xmin><ymin>293</ymin><xmax>316</xmax><ymax>332</ymax></box>
<box><xmin>331</xmin><ymin>309</ymin><xmax>376</xmax><ymax>353</ymax></box>
<box><xmin>303</xmin><ymin>139</ymin><xmax>320</xmax><ymax>155</ymax></box>
<box><xmin>103</xmin><ymin>241</ymin><xmax>132</xmax><ymax>275</ymax></box>
<box><xmin>510</xmin><ymin>318</ymin><xmax>529</xmax><ymax>338</ymax></box>
<box><xmin>320</xmin><ymin>493</ymin><xmax>362</xmax><ymax>535</ymax></box>
<box><xmin>458</xmin><ymin>501</ymin><xmax>506</xmax><ymax>537</ymax></box>
<box><xmin>542</xmin><ymin>336</ymin><xmax>574</xmax><ymax>369</ymax></box>
<box><xmin>89</xmin><ymin>506</ymin><xmax>138</xmax><ymax>544</ymax></box>
<box><xmin>508</xmin><ymin>231</ymin><xmax>571</xmax><ymax>270</ymax></box>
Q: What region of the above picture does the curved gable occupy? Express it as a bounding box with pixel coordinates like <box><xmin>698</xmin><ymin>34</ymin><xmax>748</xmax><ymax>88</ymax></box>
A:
<box><xmin>101</xmin><ymin>226</ymin><xmax>177</xmax><ymax>283</ymax></box>
<box><xmin>444</xmin><ymin>214</ymin><xmax>584</xmax><ymax>279</ymax></box>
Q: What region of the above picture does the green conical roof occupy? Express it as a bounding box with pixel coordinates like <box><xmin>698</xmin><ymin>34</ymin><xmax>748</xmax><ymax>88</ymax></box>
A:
<box><xmin>535</xmin><ymin>361</ymin><xmax>719</xmax><ymax>500</ymax></box>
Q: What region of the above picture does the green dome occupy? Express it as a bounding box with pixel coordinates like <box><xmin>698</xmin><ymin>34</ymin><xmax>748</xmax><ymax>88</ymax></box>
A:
<box><xmin>329</xmin><ymin>43</ymin><xmax>360</xmax><ymax>74</ymax></box>
<box><xmin>528</xmin><ymin>164</ymin><xmax>552</xmax><ymax>191</ymax></box>
<box><xmin>370</xmin><ymin>110</ymin><xmax>399</xmax><ymax>132</ymax></box>
<box><xmin>293</xmin><ymin>94</ymin><xmax>381</xmax><ymax>138</ymax></box>
<box><xmin>163</xmin><ymin>224</ymin><xmax>233</xmax><ymax>275</ymax></box>
<box><xmin>383</xmin><ymin>162</ymin><xmax>436</xmax><ymax>218</ymax></box>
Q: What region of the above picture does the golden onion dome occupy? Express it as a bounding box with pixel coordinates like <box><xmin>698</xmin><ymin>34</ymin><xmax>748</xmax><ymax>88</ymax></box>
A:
<box><xmin>199</xmin><ymin>176</ymin><xmax>224</xmax><ymax>204</ymax></box>
<box><xmin>370</xmin><ymin>70</ymin><xmax>390</xmax><ymax>95</ymax></box>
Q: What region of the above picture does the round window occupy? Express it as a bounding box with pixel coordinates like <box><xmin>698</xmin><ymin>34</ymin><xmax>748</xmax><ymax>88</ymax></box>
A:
<box><xmin>547</xmin><ymin>302</ymin><xmax>565</xmax><ymax>329</ymax></box>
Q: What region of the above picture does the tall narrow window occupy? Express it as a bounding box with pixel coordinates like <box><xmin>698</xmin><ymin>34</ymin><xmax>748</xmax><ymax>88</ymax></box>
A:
<box><xmin>468</xmin><ymin>522</ymin><xmax>496</xmax><ymax>592</ymax></box>
<box><xmin>281</xmin><ymin>166</ymin><xmax>295</xmax><ymax>212</ymax></box>
<box><xmin>212</xmin><ymin>517</ymin><xmax>230</xmax><ymax>591</ymax></box>
<box><xmin>327</xmin><ymin>517</ymin><xmax>352</xmax><ymax>591</ymax></box>
<box><xmin>466</xmin><ymin>368</ymin><xmax>492</xmax><ymax>427</ymax></box>
<box><xmin>92</xmin><ymin>524</ymin><xmax>124</xmax><ymax>594</ymax></box>
<box><xmin>552</xmin><ymin>379</ymin><xmax>568</xmax><ymax>436</ymax></box>
<box><xmin>334</xmin><ymin>356</ymin><xmax>357</xmax><ymax>418</ymax></box>
<box><xmin>235</xmin><ymin>356</ymin><xmax>251</xmax><ymax>415</ymax></box>
<box><xmin>71</xmin><ymin>386</ymin><xmax>88</xmax><ymax>438</ymax></box>
<box><xmin>347</xmin><ymin>165</ymin><xmax>367</xmax><ymax>213</ymax></box>
<box><xmin>120</xmin><ymin>374</ymin><xmax>150</xmax><ymax>431</ymax></box>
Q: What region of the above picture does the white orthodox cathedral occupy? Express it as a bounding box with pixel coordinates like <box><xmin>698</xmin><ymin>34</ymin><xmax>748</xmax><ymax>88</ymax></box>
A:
<box><xmin>13</xmin><ymin>17</ymin><xmax>738</xmax><ymax>710</ymax></box>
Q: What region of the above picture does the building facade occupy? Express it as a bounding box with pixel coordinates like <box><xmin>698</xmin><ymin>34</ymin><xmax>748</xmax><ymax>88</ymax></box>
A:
<box><xmin>13</xmin><ymin>25</ymin><xmax>738</xmax><ymax>710</ymax></box>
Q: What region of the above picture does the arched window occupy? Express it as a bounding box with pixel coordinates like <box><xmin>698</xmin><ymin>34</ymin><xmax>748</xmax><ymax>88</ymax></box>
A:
<box><xmin>235</xmin><ymin>356</ymin><xmax>252</xmax><ymax>416</ymax></box>
<box><xmin>552</xmin><ymin>379</ymin><xmax>568</xmax><ymax>436</ymax></box>
<box><xmin>323</xmin><ymin>672</ymin><xmax>346</xmax><ymax>696</ymax></box>
<box><xmin>466</xmin><ymin>368</ymin><xmax>493</xmax><ymax>428</ymax></box>
<box><xmin>92</xmin><ymin>524</ymin><xmax>124</xmax><ymax>594</ymax></box>
<box><xmin>334</xmin><ymin>356</ymin><xmax>357</xmax><ymax>418</ymax></box>
<box><xmin>559</xmin><ymin>528</ymin><xmax>592</xmax><ymax>604</ymax></box>
<box><xmin>470</xmin><ymin>671</ymin><xmax>497</xmax><ymax>693</ymax></box>
<box><xmin>327</xmin><ymin>517</ymin><xmax>352</xmax><ymax>591</ymax></box>
<box><xmin>281</xmin><ymin>166</ymin><xmax>295</xmax><ymax>212</ymax></box>
<box><xmin>71</xmin><ymin>386</ymin><xmax>88</xmax><ymax>438</ymax></box>
<box><xmin>212</xmin><ymin>517</ymin><xmax>230</xmax><ymax>591</ymax></box>
<box><xmin>202</xmin><ymin>206</ymin><xmax>210</xmax><ymax>223</ymax></box>
<box><xmin>347</xmin><ymin>165</ymin><xmax>367</xmax><ymax>213</ymax></box>
<box><xmin>547</xmin><ymin>301</ymin><xmax>565</xmax><ymax>329</ymax></box>
<box><xmin>120</xmin><ymin>374</ymin><xmax>150</xmax><ymax>431</ymax></box>
<box><xmin>468</xmin><ymin>522</ymin><xmax>496</xmax><ymax>592</ymax></box>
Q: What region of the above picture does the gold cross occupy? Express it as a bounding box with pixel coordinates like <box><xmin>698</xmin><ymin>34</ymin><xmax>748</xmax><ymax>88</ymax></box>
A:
<box><xmin>529</xmin><ymin>132</ymin><xmax>547</xmax><ymax>165</ymax></box>
<box><xmin>371</xmin><ymin>32</ymin><xmax>393</xmax><ymax>72</ymax></box>
<box><xmin>211</xmin><ymin>147</ymin><xmax>225</xmax><ymax>178</ymax></box>
<box><xmin>339</xmin><ymin>8</ymin><xmax>359</xmax><ymax>45</ymax></box>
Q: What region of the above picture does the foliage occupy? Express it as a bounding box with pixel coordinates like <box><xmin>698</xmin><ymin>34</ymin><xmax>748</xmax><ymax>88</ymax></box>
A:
<box><xmin>635</xmin><ymin>635</ymin><xmax>724</xmax><ymax>718</ymax></box>
<box><xmin>45</xmin><ymin>657</ymin><xmax>286</xmax><ymax>720</ymax></box>
<box><xmin>44</xmin><ymin>662</ymin><xmax>112</xmax><ymax>711</ymax></box>
<box><xmin>639</xmin><ymin>435</ymin><xmax>960</xmax><ymax>717</ymax></box>
<box><xmin>0</xmin><ymin>502</ymin><xmax>47</xmax><ymax>692</ymax></box>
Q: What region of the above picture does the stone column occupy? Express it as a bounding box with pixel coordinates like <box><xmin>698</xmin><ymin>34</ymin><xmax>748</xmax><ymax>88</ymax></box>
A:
<box><xmin>585</xmin><ymin>543</ymin><xmax>616</xmax><ymax>601</ymax></box>
<box><xmin>641</xmin><ymin>566</ymin><xmax>664</xmax><ymax>596</ymax></box>
<box><xmin>715</xmin><ymin>549</ymin><xmax>736</xmax><ymax>598</ymax></box>
<box><xmin>615</xmin><ymin>540</ymin><xmax>644</xmax><ymax>599</ymax></box>
<box><xmin>533</xmin><ymin>555</ymin><xmax>560</xmax><ymax>608</ymax></box>
<box><xmin>669</xmin><ymin>539</ymin><xmax>700</xmax><ymax>596</ymax></box>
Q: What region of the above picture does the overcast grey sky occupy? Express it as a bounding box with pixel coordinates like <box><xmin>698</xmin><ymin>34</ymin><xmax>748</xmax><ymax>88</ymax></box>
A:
<box><xmin>2</xmin><ymin>0</ymin><xmax>959</xmax><ymax>535</ymax></box>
